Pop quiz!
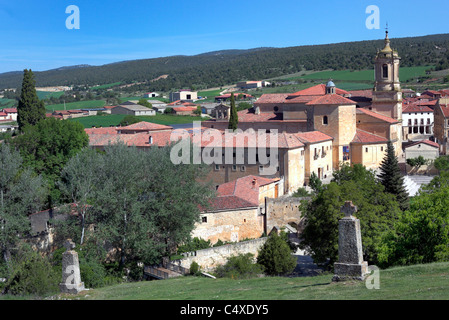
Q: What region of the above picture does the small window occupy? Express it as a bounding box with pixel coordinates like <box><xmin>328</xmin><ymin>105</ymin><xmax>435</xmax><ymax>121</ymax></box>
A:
<box><xmin>382</xmin><ymin>64</ymin><xmax>388</xmax><ymax>78</ymax></box>
<box><xmin>323</xmin><ymin>116</ymin><xmax>328</xmax><ymax>125</ymax></box>
<box><xmin>232</xmin><ymin>165</ymin><xmax>237</xmax><ymax>171</ymax></box>
<box><xmin>215</xmin><ymin>165</ymin><xmax>220</xmax><ymax>171</ymax></box>
<box><xmin>366</xmin><ymin>147</ymin><xmax>369</xmax><ymax>153</ymax></box>
<box><xmin>241</xmin><ymin>166</ymin><xmax>246</xmax><ymax>172</ymax></box>
<box><xmin>202</xmin><ymin>217</ymin><xmax>207</xmax><ymax>223</ymax></box>
<box><xmin>381</xmin><ymin>147</ymin><xmax>384</xmax><ymax>152</ymax></box>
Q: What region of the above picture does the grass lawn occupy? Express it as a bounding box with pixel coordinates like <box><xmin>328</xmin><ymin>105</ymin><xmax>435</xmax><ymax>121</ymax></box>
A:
<box><xmin>91</xmin><ymin>82</ymin><xmax>122</xmax><ymax>90</ymax></box>
<box><xmin>68</xmin><ymin>113</ymin><xmax>203</xmax><ymax>128</ymax></box>
<box><xmin>76</xmin><ymin>261</ymin><xmax>449</xmax><ymax>300</ymax></box>
<box><xmin>0</xmin><ymin>98</ymin><xmax>17</xmax><ymax>108</ymax></box>
<box><xmin>36</xmin><ymin>91</ymin><xmax>65</xmax><ymax>100</ymax></box>
<box><xmin>198</xmin><ymin>89</ymin><xmax>223</xmax><ymax>102</ymax></box>
<box><xmin>45</xmin><ymin>100</ymin><xmax>106</xmax><ymax>112</ymax></box>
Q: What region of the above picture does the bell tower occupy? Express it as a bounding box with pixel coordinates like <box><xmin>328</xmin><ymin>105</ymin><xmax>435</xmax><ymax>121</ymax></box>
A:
<box><xmin>371</xmin><ymin>30</ymin><xmax>402</xmax><ymax>121</ymax></box>
<box><xmin>371</xmin><ymin>29</ymin><xmax>403</xmax><ymax>156</ymax></box>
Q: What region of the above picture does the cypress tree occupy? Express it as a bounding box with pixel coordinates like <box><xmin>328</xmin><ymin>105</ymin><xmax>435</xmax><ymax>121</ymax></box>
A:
<box><xmin>17</xmin><ymin>69</ymin><xmax>46</xmax><ymax>130</ymax></box>
<box><xmin>228</xmin><ymin>93</ymin><xmax>238</xmax><ymax>131</ymax></box>
<box><xmin>378</xmin><ymin>141</ymin><xmax>409</xmax><ymax>211</ymax></box>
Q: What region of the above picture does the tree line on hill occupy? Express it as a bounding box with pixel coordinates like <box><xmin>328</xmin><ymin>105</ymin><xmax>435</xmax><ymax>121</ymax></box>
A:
<box><xmin>1</xmin><ymin>33</ymin><xmax>449</xmax><ymax>91</ymax></box>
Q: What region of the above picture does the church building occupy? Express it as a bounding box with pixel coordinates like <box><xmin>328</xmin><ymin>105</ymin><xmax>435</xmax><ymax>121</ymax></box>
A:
<box><xmin>202</xmin><ymin>31</ymin><xmax>403</xmax><ymax>176</ymax></box>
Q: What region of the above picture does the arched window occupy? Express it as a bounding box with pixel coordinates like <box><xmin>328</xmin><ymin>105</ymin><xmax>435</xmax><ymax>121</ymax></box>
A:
<box><xmin>323</xmin><ymin>116</ymin><xmax>328</xmax><ymax>125</ymax></box>
<box><xmin>382</xmin><ymin>64</ymin><xmax>389</xmax><ymax>78</ymax></box>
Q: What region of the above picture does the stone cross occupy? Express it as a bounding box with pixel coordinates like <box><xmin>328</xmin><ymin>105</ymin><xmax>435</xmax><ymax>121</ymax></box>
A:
<box><xmin>332</xmin><ymin>201</ymin><xmax>369</xmax><ymax>281</ymax></box>
<box><xmin>341</xmin><ymin>201</ymin><xmax>357</xmax><ymax>218</ymax></box>
<box><xmin>64</xmin><ymin>239</ymin><xmax>76</xmax><ymax>251</ymax></box>
<box><xmin>59</xmin><ymin>239</ymin><xmax>85</xmax><ymax>294</ymax></box>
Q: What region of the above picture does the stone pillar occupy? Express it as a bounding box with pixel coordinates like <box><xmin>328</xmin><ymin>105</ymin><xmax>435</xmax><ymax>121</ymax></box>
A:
<box><xmin>333</xmin><ymin>201</ymin><xmax>369</xmax><ymax>281</ymax></box>
<box><xmin>59</xmin><ymin>239</ymin><xmax>85</xmax><ymax>294</ymax></box>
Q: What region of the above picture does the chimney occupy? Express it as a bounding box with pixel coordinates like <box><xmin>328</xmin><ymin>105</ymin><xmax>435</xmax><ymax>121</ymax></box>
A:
<box><xmin>252</xmin><ymin>178</ymin><xmax>257</xmax><ymax>188</ymax></box>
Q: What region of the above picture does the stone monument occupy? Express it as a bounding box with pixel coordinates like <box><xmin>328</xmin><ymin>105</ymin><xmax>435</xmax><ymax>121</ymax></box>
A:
<box><xmin>332</xmin><ymin>201</ymin><xmax>369</xmax><ymax>281</ymax></box>
<box><xmin>59</xmin><ymin>239</ymin><xmax>85</xmax><ymax>294</ymax></box>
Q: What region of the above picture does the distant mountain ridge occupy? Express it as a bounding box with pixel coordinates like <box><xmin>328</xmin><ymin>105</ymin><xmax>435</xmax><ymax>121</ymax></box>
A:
<box><xmin>0</xmin><ymin>33</ymin><xmax>448</xmax><ymax>90</ymax></box>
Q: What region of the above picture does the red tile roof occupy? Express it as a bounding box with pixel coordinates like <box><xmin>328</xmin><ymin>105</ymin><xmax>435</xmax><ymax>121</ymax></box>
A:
<box><xmin>254</xmin><ymin>93</ymin><xmax>290</xmax><ymax>104</ymax></box>
<box><xmin>117</xmin><ymin>121</ymin><xmax>173</xmax><ymax>133</ymax></box>
<box><xmin>208</xmin><ymin>175</ymin><xmax>278</xmax><ymax>211</ymax></box>
<box><xmin>439</xmin><ymin>104</ymin><xmax>449</xmax><ymax>117</ymax></box>
<box><xmin>305</xmin><ymin>94</ymin><xmax>356</xmax><ymax>106</ymax></box>
<box><xmin>403</xmin><ymin>104</ymin><xmax>433</xmax><ymax>113</ymax></box>
<box><xmin>348</xmin><ymin>90</ymin><xmax>373</xmax><ymax>99</ymax></box>
<box><xmin>352</xmin><ymin>129</ymin><xmax>388</xmax><ymax>144</ymax></box>
<box><xmin>2</xmin><ymin>108</ymin><xmax>17</xmax><ymax>113</ymax></box>
<box><xmin>294</xmin><ymin>131</ymin><xmax>334</xmax><ymax>144</ymax></box>
<box><xmin>405</xmin><ymin>139</ymin><xmax>439</xmax><ymax>149</ymax></box>
<box><xmin>173</xmin><ymin>106</ymin><xmax>197</xmax><ymax>112</ymax></box>
<box><xmin>356</xmin><ymin>108</ymin><xmax>399</xmax><ymax>124</ymax></box>
<box><xmin>287</xmin><ymin>84</ymin><xmax>350</xmax><ymax>98</ymax></box>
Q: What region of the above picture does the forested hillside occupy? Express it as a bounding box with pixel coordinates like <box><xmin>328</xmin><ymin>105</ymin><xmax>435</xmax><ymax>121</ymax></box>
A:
<box><xmin>0</xmin><ymin>33</ymin><xmax>448</xmax><ymax>90</ymax></box>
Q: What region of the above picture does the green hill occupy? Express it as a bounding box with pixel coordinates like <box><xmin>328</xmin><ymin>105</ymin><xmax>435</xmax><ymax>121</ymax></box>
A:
<box><xmin>58</xmin><ymin>261</ymin><xmax>449</xmax><ymax>300</ymax></box>
<box><xmin>0</xmin><ymin>33</ymin><xmax>448</xmax><ymax>91</ymax></box>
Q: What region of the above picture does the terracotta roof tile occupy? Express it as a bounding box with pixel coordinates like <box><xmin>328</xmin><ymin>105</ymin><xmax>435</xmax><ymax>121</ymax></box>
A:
<box><xmin>305</xmin><ymin>94</ymin><xmax>356</xmax><ymax>106</ymax></box>
<box><xmin>356</xmin><ymin>108</ymin><xmax>399</xmax><ymax>124</ymax></box>
<box><xmin>403</xmin><ymin>104</ymin><xmax>433</xmax><ymax>113</ymax></box>
<box><xmin>405</xmin><ymin>139</ymin><xmax>439</xmax><ymax>149</ymax></box>
<box><xmin>287</xmin><ymin>84</ymin><xmax>349</xmax><ymax>98</ymax></box>
<box><xmin>352</xmin><ymin>129</ymin><xmax>388</xmax><ymax>144</ymax></box>
<box><xmin>208</xmin><ymin>175</ymin><xmax>278</xmax><ymax>211</ymax></box>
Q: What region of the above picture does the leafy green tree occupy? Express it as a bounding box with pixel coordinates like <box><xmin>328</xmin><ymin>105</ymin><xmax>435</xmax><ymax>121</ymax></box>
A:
<box><xmin>434</xmin><ymin>155</ymin><xmax>449</xmax><ymax>172</ymax></box>
<box><xmin>59</xmin><ymin>148</ymin><xmax>103</xmax><ymax>245</ymax></box>
<box><xmin>71</xmin><ymin>143</ymin><xmax>216</xmax><ymax>268</ymax></box>
<box><xmin>308</xmin><ymin>171</ymin><xmax>323</xmax><ymax>194</ymax></box>
<box><xmin>378</xmin><ymin>185</ymin><xmax>449</xmax><ymax>267</ymax></box>
<box><xmin>10</xmin><ymin>117</ymin><xmax>89</xmax><ymax>206</ymax></box>
<box><xmin>299</xmin><ymin>164</ymin><xmax>401</xmax><ymax>267</ymax></box>
<box><xmin>17</xmin><ymin>69</ymin><xmax>46</xmax><ymax>130</ymax></box>
<box><xmin>138</xmin><ymin>99</ymin><xmax>152</xmax><ymax>109</ymax></box>
<box><xmin>0</xmin><ymin>144</ymin><xmax>47</xmax><ymax>267</ymax></box>
<box><xmin>228</xmin><ymin>93</ymin><xmax>238</xmax><ymax>131</ymax></box>
<box><xmin>119</xmin><ymin>115</ymin><xmax>141</xmax><ymax>126</ymax></box>
<box><xmin>378</xmin><ymin>141</ymin><xmax>409</xmax><ymax>211</ymax></box>
<box><xmin>257</xmin><ymin>232</ymin><xmax>297</xmax><ymax>276</ymax></box>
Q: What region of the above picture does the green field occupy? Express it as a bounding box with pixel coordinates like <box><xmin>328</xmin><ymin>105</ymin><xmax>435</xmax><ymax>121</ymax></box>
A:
<box><xmin>45</xmin><ymin>100</ymin><xmax>107</xmax><ymax>112</ymax></box>
<box><xmin>68</xmin><ymin>113</ymin><xmax>203</xmax><ymax>128</ymax></box>
<box><xmin>198</xmin><ymin>89</ymin><xmax>223</xmax><ymax>101</ymax></box>
<box><xmin>0</xmin><ymin>98</ymin><xmax>16</xmax><ymax>108</ymax></box>
<box><xmin>91</xmin><ymin>82</ymin><xmax>122</xmax><ymax>90</ymax></box>
<box><xmin>36</xmin><ymin>91</ymin><xmax>65</xmax><ymax>100</ymax></box>
<box><xmin>65</xmin><ymin>261</ymin><xmax>449</xmax><ymax>300</ymax></box>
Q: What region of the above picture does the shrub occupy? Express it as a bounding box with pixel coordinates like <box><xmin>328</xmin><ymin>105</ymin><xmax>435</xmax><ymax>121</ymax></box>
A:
<box><xmin>2</xmin><ymin>245</ymin><xmax>59</xmax><ymax>297</ymax></box>
<box><xmin>177</xmin><ymin>237</ymin><xmax>211</xmax><ymax>255</ymax></box>
<box><xmin>257</xmin><ymin>232</ymin><xmax>297</xmax><ymax>276</ymax></box>
<box><xmin>215</xmin><ymin>253</ymin><xmax>263</xmax><ymax>279</ymax></box>
<box><xmin>189</xmin><ymin>261</ymin><xmax>201</xmax><ymax>276</ymax></box>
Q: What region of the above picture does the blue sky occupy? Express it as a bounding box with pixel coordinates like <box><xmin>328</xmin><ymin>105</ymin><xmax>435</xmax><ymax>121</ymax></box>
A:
<box><xmin>1</xmin><ymin>0</ymin><xmax>448</xmax><ymax>73</ymax></box>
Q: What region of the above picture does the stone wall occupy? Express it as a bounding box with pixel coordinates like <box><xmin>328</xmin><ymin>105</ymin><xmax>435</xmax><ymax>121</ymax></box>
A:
<box><xmin>265</xmin><ymin>196</ymin><xmax>307</xmax><ymax>235</ymax></box>
<box><xmin>176</xmin><ymin>237</ymin><xmax>267</xmax><ymax>272</ymax></box>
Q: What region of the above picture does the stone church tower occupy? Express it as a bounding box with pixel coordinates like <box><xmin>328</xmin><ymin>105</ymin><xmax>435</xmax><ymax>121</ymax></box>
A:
<box><xmin>371</xmin><ymin>30</ymin><xmax>403</xmax><ymax>154</ymax></box>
